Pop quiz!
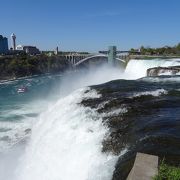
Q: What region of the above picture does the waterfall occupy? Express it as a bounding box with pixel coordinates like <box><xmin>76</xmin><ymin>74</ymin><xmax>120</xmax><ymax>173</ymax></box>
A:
<box><xmin>16</xmin><ymin>88</ymin><xmax>118</xmax><ymax>180</ymax></box>
<box><xmin>125</xmin><ymin>59</ymin><xmax>180</xmax><ymax>79</ymax></box>
<box><xmin>2</xmin><ymin>59</ymin><xmax>180</xmax><ymax>180</ymax></box>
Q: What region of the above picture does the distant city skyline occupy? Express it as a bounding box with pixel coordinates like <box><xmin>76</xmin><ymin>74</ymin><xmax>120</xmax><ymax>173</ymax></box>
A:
<box><xmin>1</xmin><ymin>0</ymin><xmax>180</xmax><ymax>52</ymax></box>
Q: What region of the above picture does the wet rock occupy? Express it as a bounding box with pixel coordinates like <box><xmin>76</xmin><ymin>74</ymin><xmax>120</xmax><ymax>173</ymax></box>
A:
<box><xmin>147</xmin><ymin>66</ymin><xmax>180</xmax><ymax>76</ymax></box>
<box><xmin>80</xmin><ymin>79</ymin><xmax>180</xmax><ymax>180</ymax></box>
<box><xmin>24</xmin><ymin>128</ymin><xmax>31</xmax><ymax>134</ymax></box>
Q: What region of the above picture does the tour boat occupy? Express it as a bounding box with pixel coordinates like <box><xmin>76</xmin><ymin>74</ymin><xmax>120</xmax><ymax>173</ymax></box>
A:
<box><xmin>17</xmin><ymin>86</ymin><xmax>28</xmax><ymax>93</ymax></box>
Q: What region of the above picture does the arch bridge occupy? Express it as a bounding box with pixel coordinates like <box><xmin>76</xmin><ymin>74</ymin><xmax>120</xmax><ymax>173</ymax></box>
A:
<box><xmin>64</xmin><ymin>46</ymin><xmax>130</xmax><ymax>68</ymax></box>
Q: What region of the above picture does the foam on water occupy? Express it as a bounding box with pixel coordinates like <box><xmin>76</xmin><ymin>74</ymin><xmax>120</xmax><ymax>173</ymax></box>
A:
<box><xmin>16</xmin><ymin>88</ymin><xmax>119</xmax><ymax>180</ymax></box>
<box><xmin>132</xmin><ymin>89</ymin><xmax>168</xmax><ymax>98</ymax></box>
<box><xmin>104</xmin><ymin>108</ymin><xmax>128</xmax><ymax>117</ymax></box>
<box><xmin>141</xmin><ymin>76</ymin><xmax>180</xmax><ymax>83</ymax></box>
<box><xmin>0</xmin><ymin>99</ymin><xmax>49</xmax><ymax>151</ymax></box>
<box><xmin>0</xmin><ymin>120</ymin><xmax>31</xmax><ymax>151</ymax></box>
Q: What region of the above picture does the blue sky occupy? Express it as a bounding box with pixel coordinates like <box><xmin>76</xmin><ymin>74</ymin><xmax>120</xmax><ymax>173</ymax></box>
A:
<box><xmin>1</xmin><ymin>0</ymin><xmax>180</xmax><ymax>52</ymax></box>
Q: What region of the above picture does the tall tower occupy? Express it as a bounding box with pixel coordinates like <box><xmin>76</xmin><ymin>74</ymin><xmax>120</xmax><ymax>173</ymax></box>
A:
<box><xmin>11</xmin><ymin>33</ymin><xmax>16</xmax><ymax>50</ymax></box>
<box><xmin>108</xmin><ymin>46</ymin><xmax>117</xmax><ymax>66</ymax></box>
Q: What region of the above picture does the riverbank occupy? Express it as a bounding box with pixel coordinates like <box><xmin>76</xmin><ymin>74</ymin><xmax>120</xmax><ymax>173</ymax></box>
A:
<box><xmin>0</xmin><ymin>55</ymin><xmax>70</xmax><ymax>81</ymax></box>
<box><xmin>155</xmin><ymin>161</ymin><xmax>180</xmax><ymax>180</ymax></box>
<box><xmin>129</xmin><ymin>55</ymin><xmax>180</xmax><ymax>60</ymax></box>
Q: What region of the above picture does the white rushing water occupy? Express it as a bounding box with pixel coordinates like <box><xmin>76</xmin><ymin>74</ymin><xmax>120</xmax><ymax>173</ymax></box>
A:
<box><xmin>16</xmin><ymin>88</ymin><xmax>119</xmax><ymax>180</ymax></box>
<box><xmin>7</xmin><ymin>66</ymin><xmax>124</xmax><ymax>180</ymax></box>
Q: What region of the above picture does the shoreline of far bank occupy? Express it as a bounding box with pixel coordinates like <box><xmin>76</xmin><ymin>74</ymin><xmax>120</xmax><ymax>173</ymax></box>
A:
<box><xmin>0</xmin><ymin>54</ymin><xmax>180</xmax><ymax>82</ymax></box>
<box><xmin>129</xmin><ymin>55</ymin><xmax>180</xmax><ymax>60</ymax></box>
<box><xmin>0</xmin><ymin>54</ymin><xmax>71</xmax><ymax>82</ymax></box>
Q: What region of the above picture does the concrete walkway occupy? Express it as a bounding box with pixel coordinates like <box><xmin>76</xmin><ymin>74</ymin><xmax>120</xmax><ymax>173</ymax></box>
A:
<box><xmin>127</xmin><ymin>152</ymin><xmax>158</xmax><ymax>180</ymax></box>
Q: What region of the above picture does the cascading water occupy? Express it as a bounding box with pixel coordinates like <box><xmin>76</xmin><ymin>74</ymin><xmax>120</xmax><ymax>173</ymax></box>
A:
<box><xmin>0</xmin><ymin>58</ymin><xmax>180</xmax><ymax>180</ymax></box>
<box><xmin>125</xmin><ymin>58</ymin><xmax>180</xmax><ymax>79</ymax></box>
<box><xmin>16</xmin><ymin>88</ymin><xmax>119</xmax><ymax>180</ymax></box>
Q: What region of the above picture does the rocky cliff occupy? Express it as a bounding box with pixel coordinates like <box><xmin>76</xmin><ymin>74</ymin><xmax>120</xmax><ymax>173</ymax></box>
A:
<box><xmin>147</xmin><ymin>66</ymin><xmax>180</xmax><ymax>76</ymax></box>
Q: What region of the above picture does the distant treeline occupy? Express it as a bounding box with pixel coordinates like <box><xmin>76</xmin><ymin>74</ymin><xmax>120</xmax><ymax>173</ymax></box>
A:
<box><xmin>0</xmin><ymin>55</ymin><xmax>70</xmax><ymax>80</ymax></box>
<box><xmin>130</xmin><ymin>43</ymin><xmax>180</xmax><ymax>55</ymax></box>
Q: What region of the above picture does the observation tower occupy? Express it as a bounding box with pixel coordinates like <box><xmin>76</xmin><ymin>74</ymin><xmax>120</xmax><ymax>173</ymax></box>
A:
<box><xmin>11</xmin><ymin>33</ymin><xmax>16</xmax><ymax>50</ymax></box>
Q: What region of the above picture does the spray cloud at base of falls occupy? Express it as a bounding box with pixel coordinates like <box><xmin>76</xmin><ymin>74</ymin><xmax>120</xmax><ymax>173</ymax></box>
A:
<box><xmin>13</xmin><ymin>65</ymin><xmax>126</xmax><ymax>180</ymax></box>
<box><xmin>16</xmin><ymin>88</ymin><xmax>120</xmax><ymax>180</ymax></box>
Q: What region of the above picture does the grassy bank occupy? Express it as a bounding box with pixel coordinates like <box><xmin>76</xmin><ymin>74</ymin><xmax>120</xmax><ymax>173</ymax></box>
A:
<box><xmin>154</xmin><ymin>161</ymin><xmax>180</xmax><ymax>180</ymax></box>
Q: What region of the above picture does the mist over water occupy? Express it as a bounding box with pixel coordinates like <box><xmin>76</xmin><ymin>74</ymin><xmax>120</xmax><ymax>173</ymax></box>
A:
<box><xmin>16</xmin><ymin>88</ymin><xmax>119</xmax><ymax>180</ymax></box>
<box><xmin>59</xmin><ymin>65</ymin><xmax>124</xmax><ymax>96</ymax></box>
<box><xmin>0</xmin><ymin>64</ymin><xmax>124</xmax><ymax>180</ymax></box>
<box><xmin>0</xmin><ymin>59</ymin><xmax>180</xmax><ymax>180</ymax></box>
<box><xmin>15</xmin><ymin>65</ymin><xmax>126</xmax><ymax>180</ymax></box>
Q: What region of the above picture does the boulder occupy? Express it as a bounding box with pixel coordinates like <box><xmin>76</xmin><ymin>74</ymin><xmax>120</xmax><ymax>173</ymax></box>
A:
<box><xmin>147</xmin><ymin>66</ymin><xmax>180</xmax><ymax>77</ymax></box>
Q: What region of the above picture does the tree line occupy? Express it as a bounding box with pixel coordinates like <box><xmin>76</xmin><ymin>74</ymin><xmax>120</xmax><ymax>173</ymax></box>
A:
<box><xmin>130</xmin><ymin>43</ymin><xmax>180</xmax><ymax>55</ymax></box>
<box><xmin>0</xmin><ymin>54</ymin><xmax>70</xmax><ymax>80</ymax></box>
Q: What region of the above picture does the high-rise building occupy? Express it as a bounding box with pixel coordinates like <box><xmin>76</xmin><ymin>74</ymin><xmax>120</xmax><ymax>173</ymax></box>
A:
<box><xmin>0</xmin><ymin>35</ymin><xmax>8</xmax><ymax>54</ymax></box>
<box><xmin>11</xmin><ymin>33</ymin><xmax>16</xmax><ymax>50</ymax></box>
